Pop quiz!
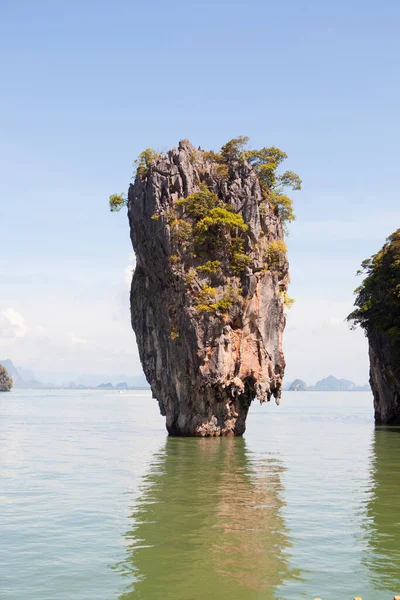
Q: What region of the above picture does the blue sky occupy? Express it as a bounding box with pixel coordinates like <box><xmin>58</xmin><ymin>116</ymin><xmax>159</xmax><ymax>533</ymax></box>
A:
<box><xmin>1</xmin><ymin>0</ymin><xmax>399</xmax><ymax>384</ymax></box>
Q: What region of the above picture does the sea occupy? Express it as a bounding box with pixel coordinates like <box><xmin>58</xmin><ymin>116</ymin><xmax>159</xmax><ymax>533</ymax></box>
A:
<box><xmin>1</xmin><ymin>389</ymin><xmax>399</xmax><ymax>600</ymax></box>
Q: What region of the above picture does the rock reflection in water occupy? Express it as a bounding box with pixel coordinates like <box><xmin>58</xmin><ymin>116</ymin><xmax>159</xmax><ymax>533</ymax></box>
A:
<box><xmin>118</xmin><ymin>437</ymin><xmax>299</xmax><ymax>600</ymax></box>
<box><xmin>364</xmin><ymin>427</ymin><xmax>400</xmax><ymax>591</ymax></box>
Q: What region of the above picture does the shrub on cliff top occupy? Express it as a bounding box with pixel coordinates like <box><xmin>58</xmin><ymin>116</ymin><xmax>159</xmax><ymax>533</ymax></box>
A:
<box><xmin>109</xmin><ymin>139</ymin><xmax>301</xmax><ymax>230</ymax></box>
<box><xmin>202</xmin><ymin>151</ymin><xmax>230</xmax><ymax>177</ymax></box>
<box><xmin>134</xmin><ymin>148</ymin><xmax>160</xmax><ymax>178</ymax></box>
<box><xmin>242</xmin><ymin>146</ymin><xmax>301</xmax><ymax>226</ymax></box>
<box><xmin>202</xmin><ymin>138</ymin><xmax>249</xmax><ymax>178</ymax></box>
<box><xmin>0</xmin><ymin>364</ymin><xmax>13</xmax><ymax>392</ymax></box>
<box><xmin>109</xmin><ymin>149</ymin><xmax>160</xmax><ymax>211</ymax></box>
<box><xmin>203</xmin><ymin>138</ymin><xmax>301</xmax><ymax>227</ymax></box>
<box><xmin>220</xmin><ymin>136</ymin><xmax>249</xmax><ymax>162</ymax></box>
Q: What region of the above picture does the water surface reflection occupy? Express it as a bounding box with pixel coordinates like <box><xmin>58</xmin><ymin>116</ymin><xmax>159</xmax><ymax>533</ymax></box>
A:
<box><xmin>118</xmin><ymin>437</ymin><xmax>299</xmax><ymax>600</ymax></box>
<box><xmin>365</xmin><ymin>427</ymin><xmax>400</xmax><ymax>592</ymax></box>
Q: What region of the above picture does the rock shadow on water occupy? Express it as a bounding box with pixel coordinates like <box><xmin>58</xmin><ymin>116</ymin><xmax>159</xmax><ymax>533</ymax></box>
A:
<box><xmin>363</xmin><ymin>426</ymin><xmax>400</xmax><ymax>592</ymax></box>
<box><xmin>114</xmin><ymin>436</ymin><xmax>301</xmax><ymax>600</ymax></box>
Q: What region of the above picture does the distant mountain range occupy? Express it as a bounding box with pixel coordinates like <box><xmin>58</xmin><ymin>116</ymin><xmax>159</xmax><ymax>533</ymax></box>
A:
<box><xmin>0</xmin><ymin>359</ymin><xmax>149</xmax><ymax>390</ymax></box>
<box><xmin>0</xmin><ymin>359</ymin><xmax>44</xmax><ymax>389</ymax></box>
<box><xmin>0</xmin><ymin>360</ymin><xmax>369</xmax><ymax>393</ymax></box>
<box><xmin>285</xmin><ymin>375</ymin><xmax>370</xmax><ymax>392</ymax></box>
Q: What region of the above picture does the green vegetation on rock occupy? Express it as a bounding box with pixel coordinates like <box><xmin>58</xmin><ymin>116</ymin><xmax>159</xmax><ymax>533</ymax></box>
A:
<box><xmin>171</xmin><ymin>183</ymin><xmax>249</xmax><ymax>279</ymax></box>
<box><xmin>109</xmin><ymin>148</ymin><xmax>160</xmax><ymax>212</ymax></box>
<box><xmin>195</xmin><ymin>284</ymin><xmax>242</xmax><ymax>314</ymax></box>
<box><xmin>200</xmin><ymin>137</ymin><xmax>301</xmax><ymax>227</ymax></box>
<box><xmin>109</xmin><ymin>193</ymin><xmax>127</xmax><ymax>212</ymax></box>
<box><xmin>282</xmin><ymin>291</ymin><xmax>295</xmax><ymax>309</ymax></box>
<box><xmin>110</xmin><ymin>137</ymin><xmax>298</xmax><ymax>316</ymax></box>
<box><xmin>175</xmin><ymin>184</ymin><xmax>220</xmax><ymax>219</ymax></box>
<box><xmin>134</xmin><ymin>148</ymin><xmax>160</xmax><ymax>178</ymax></box>
<box><xmin>196</xmin><ymin>260</ymin><xmax>222</xmax><ymax>275</ymax></box>
<box><xmin>264</xmin><ymin>240</ymin><xmax>287</xmax><ymax>271</ymax></box>
<box><xmin>348</xmin><ymin>229</ymin><xmax>400</xmax><ymax>346</ymax></box>
<box><xmin>109</xmin><ymin>138</ymin><xmax>301</xmax><ymax>229</ymax></box>
<box><xmin>243</xmin><ymin>147</ymin><xmax>301</xmax><ymax>227</ymax></box>
<box><xmin>0</xmin><ymin>364</ymin><xmax>13</xmax><ymax>392</ymax></box>
<box><xmin>220</xmin><ymin>136</ymin><xmax>249</xmax><ymax>162</ymax></box>
<box><xmin>231</xmin><ymin>253</ymin><xmax>251</xmax><ymax>274</ymax></box>
<box><xmin>194</xmin><ymin>207</ymin><xmax>248</xmax><ymax>251</ymax></box>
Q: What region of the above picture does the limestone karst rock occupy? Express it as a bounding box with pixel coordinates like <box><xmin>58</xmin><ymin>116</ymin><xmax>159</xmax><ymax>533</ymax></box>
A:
<box><xmin>288</xmin><ymin>379</ymin><xmax>307</xmax><ymax>391</ymax></box>
<box><xmin>128</xmin><ymin>139</ymin><xmax>291</xmax><ymax>436</ymax></box>
<box><xmin>369</xmin><ymin>328</ymin><xmax>400</xmax><ymax>423</ymax></box>
<box><xmin>0</xmin><ymin>363</ymin><xmax>13</xmax><ymax>392</ymax></box>
<box><xmin>348</xmin><ymin>229</ymin><xmax>400</xmax><ymax>424</ymax></box>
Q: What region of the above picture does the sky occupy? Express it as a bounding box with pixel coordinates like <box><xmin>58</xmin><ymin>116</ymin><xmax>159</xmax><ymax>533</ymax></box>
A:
<box><xmin>1</xmin><ymin>0</ymin><xmax>399</xmax><ymax>385</ymax></box>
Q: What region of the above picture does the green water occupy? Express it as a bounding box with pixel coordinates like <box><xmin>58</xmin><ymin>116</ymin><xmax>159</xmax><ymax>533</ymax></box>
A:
<box><xmin>1</xmin><ymin>390</ymin><xmax>400</xmax><ymax>599</ymax></box>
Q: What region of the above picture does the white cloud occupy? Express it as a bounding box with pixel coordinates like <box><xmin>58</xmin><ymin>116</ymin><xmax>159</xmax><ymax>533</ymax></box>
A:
<box><xmin>68</xmin><ymin>333</ymin><xmax>88</xmax><ymax>345</ymax></box>
<box><xmin>0</xmin><ymin>269</ymin><xmax>143</xmax><ymax>378</ymax></box>
<box><xmin>31</xmin><ymin>325</ymin><xmax>46</xmax><ymax>335</ymax></box>
<box><xmin>284</xmin><ymin>295</ymin><xmax>369</xmax><ymax>385</ymax></box>
<box><xmin>2</xmin><ymin>308</ymin><xmax>26</xmax><ymax>338</ymax></box>
<box><xmin>325</xmin><ymin>316</ymin><xmax>344</xmax><ymax>327</ymax></box>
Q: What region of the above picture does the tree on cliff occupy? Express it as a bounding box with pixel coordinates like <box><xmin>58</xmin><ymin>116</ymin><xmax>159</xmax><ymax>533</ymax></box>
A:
<box><xmin>0</xmin><ymin>364</ymin><xmax>13</xmax><ymax>392</ymax></box>
<box><xmin>109</xmin><ymin>138</ymin><xmax>301</xmax><ymax>227</ymax></box>
<box><xmin>348</xmin><ymin>230</ymin><xmax>400</xmax><ymax>346</ymax></box>
<box><xmin>218</xmin><ymin>137</ymin><xmax>302</xmax><ymax>225</ymax></box>
<box><xmin>109</xmin><ymin>149</ymin><xmax>160</xmax><ymax>212</ymax></box>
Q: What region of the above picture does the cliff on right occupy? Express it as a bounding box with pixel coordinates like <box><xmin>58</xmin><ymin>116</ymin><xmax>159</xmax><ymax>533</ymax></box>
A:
<box><xmin>348</xmin><ymin>229</ymin><xmax>400</xmax><ymax>424</ymax></box>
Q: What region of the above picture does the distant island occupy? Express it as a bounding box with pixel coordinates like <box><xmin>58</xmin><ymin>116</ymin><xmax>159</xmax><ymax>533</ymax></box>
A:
<box><xmin>285</xmin><ymin>375</ymin><xmax>370</xmax><ymax>392</ymax></box>
<box><xmin>0</xmin><ymin>363</ymin><xmax>13</xmax><ymax>392</ymax></box>
<box><xmin>1</xmin><ymin>360</ymin><xmax>370</xmax><ymax>394</ymax></box>
<box><xmin>96</xmin><ymin>382</ymin><xmax>130</xmax><ymax>389</ymax></box>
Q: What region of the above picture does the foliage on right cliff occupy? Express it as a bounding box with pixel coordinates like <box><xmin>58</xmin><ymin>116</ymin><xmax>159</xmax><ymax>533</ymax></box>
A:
<box><xmin>348</xmin><ymin>229</ymin><xmax>400</xmax><ymax>423</ymax></box>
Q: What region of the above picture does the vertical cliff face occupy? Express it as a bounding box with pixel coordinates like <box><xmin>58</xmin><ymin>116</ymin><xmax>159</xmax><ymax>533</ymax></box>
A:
<box><xmin>348</xmin><ymin>229</ymin><xmax>400</xmax><ymax>425</ymax></box>
<box><xmin>128</xmin><ymin>139</ymin><xmax>290</xmax><ymax>436</ymax></box>
<box><xmin>369</xmin><ymin>330</ymin><xmax>400</xmax><ymax>424</ymax></box>
<box><xmin>0</xmin><ymin>363</ymin><xmax>13</xmax><ymax>392</ymax></box>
